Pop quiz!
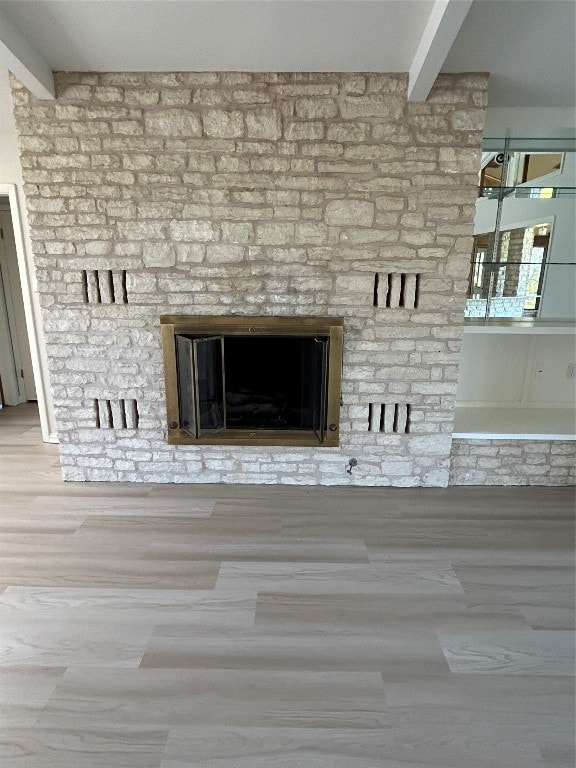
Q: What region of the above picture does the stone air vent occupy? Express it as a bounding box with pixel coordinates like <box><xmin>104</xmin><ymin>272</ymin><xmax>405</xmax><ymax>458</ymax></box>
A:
<box><xmin>374</xmin><ymin>273</ymin><xmax>420</xmax><ymax>309</ymax></box>
<box><xmin>94</xmin><ymin>399</ymin><xmax>139</xmax><ymax>429</ymax></box>
<box><xmin>82</xmin><ymin>270</ymin><xmax>128</xmax><ymax>304</ymax></box>
<box><xmin>368</xmin><ymin>403</ymin><xmax>412</xmax><ymax>434</ymax></box>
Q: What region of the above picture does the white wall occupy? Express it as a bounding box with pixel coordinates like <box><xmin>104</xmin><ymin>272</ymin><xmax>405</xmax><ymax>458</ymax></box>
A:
<box><xmin>0</xmin><ymin>69</ymin><xmax>56</xmax><ymax>439</ymax></box>
<box><xmin>483</xmin><ymin>107</ymin><xmax>576</xmax><ymax>139</ymax></box>
<box><xmin>457</xmin><ymin>331</ymin><xmax>576</xmax><ymax>407</ymax></box>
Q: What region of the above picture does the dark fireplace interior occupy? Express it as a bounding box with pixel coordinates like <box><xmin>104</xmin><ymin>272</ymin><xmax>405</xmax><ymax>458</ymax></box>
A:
<box><xmin>177</xmin><ymin>335</ymin><xmax>328</xmax><ymax>435</ymax></box>
<box><xmin>225</xmin><ymin>337</ymin><xmax>325</xmax><ymax>429</ymax></box>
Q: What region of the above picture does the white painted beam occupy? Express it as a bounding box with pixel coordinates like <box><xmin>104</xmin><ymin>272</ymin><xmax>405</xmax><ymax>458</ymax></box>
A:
<box><xmin>0</xmin><ymin>7</ymin><xmax>54</xmax><ymax>99</ymax></box>
<box><xmin>408</xmin><ymin>0</ymin><xmax>473</xmax><ymax>102</ymax></box>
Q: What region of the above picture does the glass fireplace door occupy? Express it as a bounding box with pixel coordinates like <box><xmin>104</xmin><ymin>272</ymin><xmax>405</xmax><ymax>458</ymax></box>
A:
<box><xmin>176</xmin><ymin>335</ymin><xmax>225</xmax><ymax>438</ymax></box>
<box><xmin>305</xmin><ymin>336</ymin><xmax>329</xmax><ymax>444</ymax></box>
<box><xmin>317</xmin><ymin>337</ymin><xmax>329</xmax><ymax>443</ymax></box>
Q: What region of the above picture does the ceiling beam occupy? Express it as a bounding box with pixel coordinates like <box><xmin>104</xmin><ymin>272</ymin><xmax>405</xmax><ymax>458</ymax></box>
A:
<box><xmin>408</xmin><ymin>0</ymin><xmax>473</xmax><ymax>102</ymax></box>
<box><xmin>0</xmin><ymin>7</ymin><xmax>54</xmax><ymax>99</ymax></box>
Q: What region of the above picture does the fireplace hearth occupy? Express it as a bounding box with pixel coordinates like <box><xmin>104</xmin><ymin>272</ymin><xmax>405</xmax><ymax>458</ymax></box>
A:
<box><xmin>161</xmin><ymin>316</ymin><xmax>344</xmax><ymax>446</ymax></box>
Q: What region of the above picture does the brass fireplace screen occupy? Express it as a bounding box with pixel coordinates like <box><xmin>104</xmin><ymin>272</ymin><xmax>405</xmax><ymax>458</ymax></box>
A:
<box><xmin>160</xmin><ymin>316</ymin><xmax>344</xmax><ymax>446</ymax></box>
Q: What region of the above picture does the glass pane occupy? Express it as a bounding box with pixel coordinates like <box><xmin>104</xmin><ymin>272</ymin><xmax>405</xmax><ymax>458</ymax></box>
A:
<box><xmin>480</xmin><ymin>157</ymin><xmax>504</xmax><ymax>188</ymax></box>
<box><xmin>300</xmin><ymin>337</ymin><xmax>328</xmax><ymax>442</ymax></box>
<box><xmin>193</xmin><ymin>337</ymin><xmax>225</xmax><ymax>433</ymax></box>
<box><xmin>313</xmin><ymin>338</ymin><xmax>329</xmax><ymax>442</ymax></box>
<box><xmin>225</xmin><ymin>337</ymin><xmax>290</xmax><ymax>429</ymax></box>
<box><xmin>175</xmin><ymin>335</ymin><xmax>195</xmax><ymax>436</ymax></box>
<box><xmin>478</xmin><ymin>143</ymin><xmax>574</xmax><ymax>197</ymax></box>
<box><xmin>515</xmin><ymin>153</ymin><xmax>563</xmax><ymax>184</ymax></box>
<box><xmin>478</xmin><ymin>186</ymin><xmax>576</xmax><ymax>199</ymax></box>
<box><xmin>223</xmin><ymin>336</ymin><xmax>328</xmax><ymax>431</ymax></box>
<box><xmin>465</xmin><ymin>223</ymin><xmax>552</xmax><ymax>320</ymax></box>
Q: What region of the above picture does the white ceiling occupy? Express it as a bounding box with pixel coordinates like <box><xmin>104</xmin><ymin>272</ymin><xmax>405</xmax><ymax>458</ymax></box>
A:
<box><xmin>0</xmin><ymin>0</ymin><xmax>574</xmax><ymax>107</ymax></box>
<box><xmin>444</xmin><ymin>0</ymin><xmax>576</xmax><ymax>108</ymax></box>
<box><xmin>0</xmin><ymin>1</ymin><xmax>434</xmax><ymax>73</ymax></box>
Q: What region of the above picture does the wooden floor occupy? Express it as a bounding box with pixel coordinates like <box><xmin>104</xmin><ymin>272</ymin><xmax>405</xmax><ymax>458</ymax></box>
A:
<box><xmin>0</xmin><ymin>402</ymin><xmax>574</xmax><ymax>767</ymax></box>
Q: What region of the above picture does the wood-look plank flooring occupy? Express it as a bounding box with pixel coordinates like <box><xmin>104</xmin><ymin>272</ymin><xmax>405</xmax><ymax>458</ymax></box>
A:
<box><xmin>0</xmin><ymin>402</ymin><xmax>574</xmax><ymax>767</ymax></box>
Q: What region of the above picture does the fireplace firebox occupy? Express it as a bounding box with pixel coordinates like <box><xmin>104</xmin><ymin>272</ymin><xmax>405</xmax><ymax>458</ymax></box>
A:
<box><xmin>161</xmin><ymin>316</ymin><xmax>344</xmax><ymax>446</ymax></box>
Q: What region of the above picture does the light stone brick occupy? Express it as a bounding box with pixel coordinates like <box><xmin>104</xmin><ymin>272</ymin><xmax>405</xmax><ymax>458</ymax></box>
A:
<box><xmin>245</xmin><ymin>108</ymin><xmax>282</xmax><ymax>139</ymax></box>
<box><xmin>124</xmin><ymin>89</ymin><xmax>160</xmax><ymax>106</ymax></box>
<box><xmin>217</xmin><ymin>156</ymin><xmax>250</xmax><ymax>173</ymax></box>
<box><xmin>284</xmin><ymin>121</ymin><xmax>325</xmax><ymax>141</ymax></box>
<box><xmin>187</xmin><ymin>155</ymin><xmax>217</xmax><ymax>173</ymax></box>
<box><xmin>341</xmin><ymin>95</ymin><xmax>404</xmax><ymax>120</ymax></box>
<box><xmin>93</xmin><ymin>86</ymin><xmax>124</xmax><ymax>102</ymax></box>
<box><xmin>318</xmin><ymin>161</ymin><xmax>374</xmax><ymax>175</ymax></box>
<box><xmin>143</xmin><ymin>242</ymin><xmax>176</xmax><ymax>267</ymax></box>
<box><xmin>59</xmin><ymin>84</ymin><xmax>92</xmax><ymax>100</ymax></box>
<box><xmin>161</xmin><ymin>89</ymin><xmax>192</xmax><ymax>106</ymax></box>
<box><xmin>255</xmin><ymin>223</ymin><xmax>295</xmax><ymax>245</ymax></box>
<box><xmin>223</xmin><ymin>73</ymin><xmax>254</xmax><ymax>86</ymax></box>
<box><xmin>169</xmin><ymin>220</ymin><xmax>215</xmax><ymax>242</ymax></box>
<box><xmin>335</xmin><ymin>274</ymin><xmax>373</xmax><ymax>295</ymax></box>
<box><xmin>117</xmin><ymin>221</ymin><xmax>166</xmax><ymax>240</ymax></box>
<box><xmin>273</xmin><ymin>83</ymin><xmax>338</xmax><ymax>97</ymax></box>
<box><xmin>221</xmin><ymin>222</ymin><xmax>255</xmax><ymax>243</ymax></box>
<box><xmin>272</xmin><ymin>205</ymin><xmax>299</xmax><ymax>219</ymax></box>
<box><xmin>294</xmin><ymin>221</ymin><xmax>328</xmax><ymax>245</ymax></box>
<box><xmin>206</xmin><ymin>244</ymin><xmax>245</xmax><ymax>263</ymax></box>
<box><xmin>344</xmin><ymin>145</ymin><xmax>405</xmax><ymax>162</ymax></box>
<box><xmin>38</xmin><ymin>154</ymin><xmax>91</xmax><ymax>169</ymax></box>
<box><xmin>327</xmin><ymin>123</ymin><xmax>369</xmax><ymax>142</ymax></box>
<box><xmin>290</xmin><ymin>159</ymin><xmax>316</xmax><ymax>173</ymax></box>
<box><xmin>325</xmin><ymin>199</ymin><xmax>375</xmax><ymax>227</ymax></box>
<box><xmin>439</xmin><ymin>147</ymin><xmax>481</xmax><ymax>174</ymax></box>
<box><xmin>269</xmin><ymin>248</ymin><xmax>306</xmax><ymax>263</ymax></box>
<box><xmin>123</xmin><ymin>155</ymin><xmax>155</xmax><ymax>171</ymax></box>
<box><xmin>341</xmin><ymin>228</ymin><xmax>395</xmax><ymax>245</ymax></box>
<box><xmin>449</xmin><ymin>109</ymin><xmax>485</xmax><ymax>131</ymax></box>
<box><xmin>105</xmin><ymin>171</ymin><xmax>136</xmax><ymax>185</ymax></box>
<box><xmin>202</xmin><ymin>109</ymin><xmax>244</xmax><ymax>138</ymax></box>
<box><xmin>295</xmin><ymin>99</ymin><xmax>338</xmax><ymax>119</ymax></box>
<box><xmin>84</xmin><ymin>241</ymin><xmax>113</xmax><ymax>257</ymax></box>
<box><xmin>366</xmin><ymin>75</ymin><xmax>406</xmax><ymax>94</ymax></box>
<box><xmin>19</xmin><ymin>136</ymin><xmax>54</xmax><ymax>152</ymax></box>
<box><xmin>111</xmin><ymin>121</ymin><xmax>143</xmax><ymax>135</ymax></box>
<box><xmin>233</xmin><ymin>89</ymin><xmax>273</xmax><ymax>104</ymax></box>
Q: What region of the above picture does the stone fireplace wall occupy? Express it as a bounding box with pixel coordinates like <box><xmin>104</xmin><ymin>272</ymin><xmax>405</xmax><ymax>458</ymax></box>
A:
<box><xmin>12</xmin><ymin>71</ymin><xmax>488</xmax><ymax>485</ymax></box>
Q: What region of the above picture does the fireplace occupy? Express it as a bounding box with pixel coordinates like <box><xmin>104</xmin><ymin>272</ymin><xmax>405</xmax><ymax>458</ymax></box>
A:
<box><xmin>161</xmin><ymin>316</ymin><xmax>344</xmax><ymax>446</ymax></box>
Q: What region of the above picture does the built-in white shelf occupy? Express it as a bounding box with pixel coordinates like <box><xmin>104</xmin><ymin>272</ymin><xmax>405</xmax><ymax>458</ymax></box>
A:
<box><xmin>463</xmin><ymin>321</ymin><xmax>576</xmax><ymax>335</ymax></box>
<box><xmin>453</xmin><ymin>406</ymin><xmax>576</xmax><ymax>441</ymax></box>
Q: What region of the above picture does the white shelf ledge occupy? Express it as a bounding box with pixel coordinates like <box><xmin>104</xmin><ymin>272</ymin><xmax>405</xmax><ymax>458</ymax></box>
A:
<box><xmin>463</xmin><ymin>320</ymin><xmax>576</xmax><ymax>335</ymax></box>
